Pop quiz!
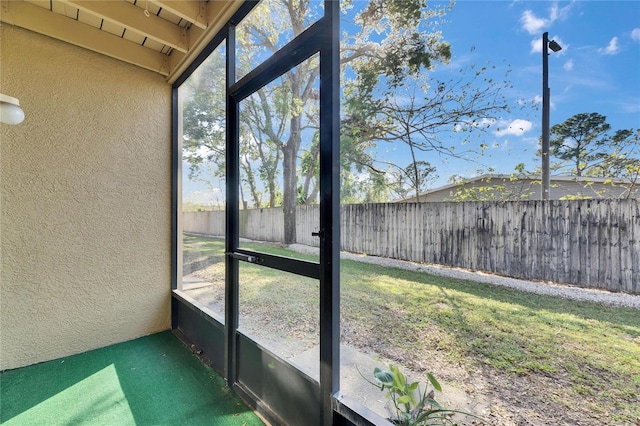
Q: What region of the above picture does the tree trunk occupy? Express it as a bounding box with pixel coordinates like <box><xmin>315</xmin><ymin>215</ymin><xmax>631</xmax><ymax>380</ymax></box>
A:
<box><xmin>408</xmin><ymin>133</ymin><xmax>421</xmax><ymax>203</ymax></box>
<box><xmin>268</xmin><ymin>178</ymin><xmax>277</xmax><ymax>208</ymax></box>
<box><xmin>282</xmin><ymin>142</ymin><xmax>297</xmax><ymax>243</ymax></box>
<box><xmin>301</xmin><ymin>142</ymin><xmax>319</xmax><ymax>203</ymax></box>
<box><xmin>239</xmin><ymin>184</ymin><xmax>248</xmax><ymax>210</ymax></box>
<box><xmin>242</xmin><ymin>157</ymin><xmax>262</xmax><ymax>208</ymax></box>
<box><xmin>281</xmin><ymin>69</ymin><xmax>304</xmax><ymax>244</ymax></box>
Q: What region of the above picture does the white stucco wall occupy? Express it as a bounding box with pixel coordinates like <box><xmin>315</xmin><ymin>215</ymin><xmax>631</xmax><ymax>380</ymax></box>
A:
<box><xmin>0</xmin><ymin>24</ymin><xmax>172</xmax><ymax>370</ymax></box>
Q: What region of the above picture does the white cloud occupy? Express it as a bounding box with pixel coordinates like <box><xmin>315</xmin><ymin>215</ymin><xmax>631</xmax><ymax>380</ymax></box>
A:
<box><xmin>620</xmin><ymin>100</ymin><xmax>640</xmax><ymax>113</ymax></box>
<box><xmin>563</xmin><ymin>59</ymin><xmax>574</xmax><ymax>71</ymax></box>
<box><xmin>453</xmin><ymin>118</ymin><xmax>496</xmax><ymax>133</ymax></box>
<box><xmin>530</xmin><ymin>36</ymin><xmax>568</xmax><ymax>55</ymax></box>
<box><xmin>521</xmin><ymin>10</ymin><xmax>548</xmax><ymax>35</ymax></box>
<box><xmin>530</xmin><ymin>37</ymin><xmax>543</xmax><ymax>53</ymax></box>
<box><xmin>473</xmin><ymin>118</ymin><xmax>496</xmax><ymax>128</ymax></box>
<box><xmin>631</xmin><ymin>28</ymin><xmax>640</xmax><ymax>42</ymax></box>
<box><xmin>192</xmin><ymin>145</ymin><xmax>217</xmax><ymax>159</ymax></box>
<box><xmin>520</xmin><ymin>2</ymin><xmax>575</xmax><ymax>35</ymax></box>
<box><xmin>552</xmin><ymin>37</ymin><xmax>568</xmax><ymax>55</ymax></box>
<box><xmin>550</xmin><ymin>2</ymin><xmax>575</xmax><ymax>22</ymax></box>
<box><xmin>598</xmin><ymin>37</ymin><xmax>620</xmax><ymax>55</ymax></box>
<box><xmin>495</xmin><ymin>119</ymin><xmax>533</xmax><ymax>136</ymax></box>
<box><xmin>533</xmin><ymin>95</ymin><xmax>557</xmax><ymax>110</ymax></box>
<box><xmin>533</xmin><ymin>95</ymin><xmax>556</xmax><ymax>109</ymax></box>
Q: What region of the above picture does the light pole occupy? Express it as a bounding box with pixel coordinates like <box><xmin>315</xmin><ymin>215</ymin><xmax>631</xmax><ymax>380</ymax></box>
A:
<box><xmin>541</xmin><ymin>32</ymin><xmax>562</xmax><ymax>200</ymax></box>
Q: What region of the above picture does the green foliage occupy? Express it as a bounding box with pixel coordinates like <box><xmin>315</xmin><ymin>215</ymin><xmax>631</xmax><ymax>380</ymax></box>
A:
<box><xmin>547</xmin><ymin>113</ymin><xmax>639</xmax><ymax>199</ymax></box>
<box><xmin>558</xmin><ymin>194</ymin><xmax>593</xmax><ymax>200</ymax></box>
<box><xmin>446</xmin><ymin>164</ymin><xmax>536</xmax><ymax>201</ymax></box>
<box><xmin>349</xmin><ymin>0</ymin><xmax>452</xmax><ymax>89</ymax></box>
<box><xmin>343</xmin><ymin>54</ymin><xmax>514</xmax><ymax>202</ymax></box>
<box><xmin>389</xmin><ymin>161</ymin><xmax>438</xmax><ymax>201</ymax></box>
<box><xmin>181</xmin><ymin>47</ymin><xmax>226</xmax><ymax>182</ymax></box>
<box><xmin>550</xmin><ymin>113</ymin><xmax>638</xmax><ymax>178</ymax></box>
<box><xmin>368</xmin><ymin>365</ymin><xmax>472</xmax><ymax>425</ymax></box>
<box><xmin>185</xmin><ymin>234</ymin><xmax>640</xmax><ymax>424</ymax></box>
<box><xmin>183</xmin><ymin>0</ymin><xmax>515</xmax><ymax>236</ymax></box>
<box><xmin>340</xmin><ymin>170</ymin><xmax>391</xmax><ymax>204</ymax></box>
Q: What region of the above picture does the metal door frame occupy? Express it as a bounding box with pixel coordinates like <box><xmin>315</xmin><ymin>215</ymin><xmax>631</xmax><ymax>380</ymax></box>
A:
<box><xmin>173</xmin><ymin>1</ymin><xmax>339</xmax><ymax>424</ymax></box>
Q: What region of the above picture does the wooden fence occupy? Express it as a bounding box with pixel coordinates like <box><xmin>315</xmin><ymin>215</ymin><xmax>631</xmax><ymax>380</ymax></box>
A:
<box><xmin>183</xmin><ymin>199</ymin><xmax>640</xmax><ymax>293</ymax></box>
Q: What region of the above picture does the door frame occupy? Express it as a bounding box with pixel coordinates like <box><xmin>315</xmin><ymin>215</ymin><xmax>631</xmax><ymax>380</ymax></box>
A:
<box><xmin>173</xmin><ymin>1</ymin><xmax>340</xmax><ymax>425</ymax></box>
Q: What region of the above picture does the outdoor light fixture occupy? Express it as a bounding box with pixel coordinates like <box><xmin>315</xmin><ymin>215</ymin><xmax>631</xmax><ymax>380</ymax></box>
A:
<box><xmin>548</xmin><ymin>39</ymin><xmax>562</xmax><ymax>53</ymax></box>
<box><xmin>0</xmin><ymin>93</ymin><xmax>25</xmax><ymax>125</ymax></box>
<box><xmin>541</xmin><ymin>32</ymin><xmax>562</xmax><ymax>201</ymax></box>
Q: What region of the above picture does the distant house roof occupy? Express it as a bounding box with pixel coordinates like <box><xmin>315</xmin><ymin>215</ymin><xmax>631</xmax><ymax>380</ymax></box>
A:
<box><xmin>395</xmin><ymin>174</ymin><xmax>640</xmax><ymax>202</ymax></box>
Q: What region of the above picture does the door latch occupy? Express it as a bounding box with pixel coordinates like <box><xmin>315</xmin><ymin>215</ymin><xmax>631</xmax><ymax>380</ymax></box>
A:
<box><xmin>226</xmin><ymin>252</ymin><xmax>263</xmax><ymax>264</ymax></box>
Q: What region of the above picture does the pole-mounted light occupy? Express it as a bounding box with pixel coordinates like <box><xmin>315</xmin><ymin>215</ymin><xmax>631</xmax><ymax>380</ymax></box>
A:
<box><xmin>541</xmin><ymin>32</ymin><xmax>562</xmax><ymax>201</ymax></box>
<box><xmin>548</xmin><ymin>39</ymin><xmax>562</xmax><ymax>53</ymax></box>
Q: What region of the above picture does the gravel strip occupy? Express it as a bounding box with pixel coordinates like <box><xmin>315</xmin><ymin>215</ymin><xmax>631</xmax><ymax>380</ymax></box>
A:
<box><xmin>289</xmin><ymin>244</ymin><xmax>640</xmax><ymax>309</ymax></box>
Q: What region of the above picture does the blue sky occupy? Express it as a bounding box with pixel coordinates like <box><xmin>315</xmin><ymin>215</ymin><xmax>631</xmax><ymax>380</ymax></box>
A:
<box><xmin>394</xmin><ymin>0</ymin><xmax>640</xmax><ymax>186</ymax></box>
<box><xmin>183</xmin><ymin>0</ymin><xmax>640</xmax><ymax>203</ymax></box>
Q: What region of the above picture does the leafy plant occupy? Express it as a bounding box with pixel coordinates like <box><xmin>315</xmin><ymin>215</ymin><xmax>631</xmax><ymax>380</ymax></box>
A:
<box><xmin>368</xmin><ymin>365</ymin><xmax>475</xmax><ymax>425</ymax></box>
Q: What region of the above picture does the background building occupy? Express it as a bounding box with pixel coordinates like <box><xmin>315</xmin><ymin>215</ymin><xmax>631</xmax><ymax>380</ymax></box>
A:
<box><xmin>397</xmin><ymin>174</ymin><xmax>640</xmax><ymax>202</ymax></box>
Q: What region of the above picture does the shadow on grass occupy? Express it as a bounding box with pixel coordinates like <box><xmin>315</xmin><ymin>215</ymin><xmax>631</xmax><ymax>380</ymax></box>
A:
<box><xmin>182</xmin><ymin>234</ymin><xmax>639</xmax><ymax>422</ymax></box>
<box><xmin>342</xmin><ymin>258</ymin><xmax>640</xmax><ymax>332</ymax></box>
<box><xmin>184</xmin><ymin>234</ymin><xmax>638</xmax><ymax>330</ymax></box>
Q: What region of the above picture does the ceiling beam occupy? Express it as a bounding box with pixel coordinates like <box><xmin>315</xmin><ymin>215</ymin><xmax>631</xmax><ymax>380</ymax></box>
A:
<box><xmin>167</xmin><ymin>0</ymin><xmax>242</xmax><ymax>83</ymax></box>
<box><xmin>60</xmin><ymin>0</ymin><xmax>189</xmax><ymax>53</ymax></box>
<box><xmin>205</xmin><ymin>0</ymin><xmax>241</xmax><ymax>27</ymax></box>
<box><xmin>151</xmin><ymin>0</ymin><xmax>207</xmax><ymax>30</ymax></box>
<box><xmin>0</xmin><ymin>1</ymin><xmax>171</xmax><ymax>76</ymax></box>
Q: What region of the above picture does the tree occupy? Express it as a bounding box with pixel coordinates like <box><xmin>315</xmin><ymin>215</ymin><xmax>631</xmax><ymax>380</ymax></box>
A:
<box><xmin>446</xmin><ymin>164</ymin><xmax>537</xmax><ymax>202</ymax></box>
<box><xmin>181</xmin><ymin>49</ymin><xmax>226</xmax><ymax>184</ymax></box>
<box><xmin>589</xmin><ymin>129</ymin><xmax>640</xmax><ymax>198</ymax></box>
<box><xmin>387</xmin><ymin>161</ymin><xmax>438</xmax><ymax>201</ymax></box>
<box><xmin>183</xmin><ymin>0</ymin><xmax>513</xmax><ymax>242</ymax></box>
<box><xmin>344</xmin><ymin>59</ymin><xmax>512</xmax><ymax>202</ymax></box>
<box><xmin>549</xmin><ymin>112</ymin><xmax>637</xmax><ymax>177</ymax></box>
<box><xmin>234</xmin><ymin>0</ymin><xmax>453</xmax><ymax>243</ymax></box>
<box><xmin>340</xmin><ymin>170</ymin><xmax>391</xmax><ymax>204</ymax></box>
<box><xmin>619</xmin><ymin>159</ymin><xmax>640</xmax><ymax>199</ymax></box>
<box><xmin>239</xmin><ymin>82</ymin><xmax>288</xmax><ymax>208</ymax></box>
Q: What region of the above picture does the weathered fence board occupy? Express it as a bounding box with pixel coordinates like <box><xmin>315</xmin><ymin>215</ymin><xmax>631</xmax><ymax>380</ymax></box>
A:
<box><xmin>183</xmin><ymin>199</ymin><xmax>639</xmax><ymax>293</ymax></box>
<box><xmin>632</xmin><ymin>201</ymin><xmax>640</xmax><ymax>292</ymax></box>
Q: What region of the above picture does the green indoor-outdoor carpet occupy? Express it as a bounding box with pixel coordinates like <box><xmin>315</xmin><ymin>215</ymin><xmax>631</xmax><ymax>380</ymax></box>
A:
<box><xmin>0</xmin><ymin>331</ymin><xmax>264</xmax><ymax>426</ymax></box>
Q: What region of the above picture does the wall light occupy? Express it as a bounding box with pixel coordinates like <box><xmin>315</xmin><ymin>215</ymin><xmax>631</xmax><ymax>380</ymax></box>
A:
<box><xmin>0</xmin><ymin>93</ymin><xmax>25</xmax><ymax>125</ymax></box>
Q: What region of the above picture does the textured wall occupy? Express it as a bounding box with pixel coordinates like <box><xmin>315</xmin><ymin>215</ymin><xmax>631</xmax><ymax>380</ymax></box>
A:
<box><xmin>0</xmin><ymin>24</ymin><xmax>172</xmax><ymax>370</ymax></box>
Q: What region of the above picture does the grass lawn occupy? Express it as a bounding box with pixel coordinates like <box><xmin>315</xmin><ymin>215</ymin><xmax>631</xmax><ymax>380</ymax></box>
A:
<box><xmin>182</xmin><ymin>234</ymin><xmax>640</xmax><ymax>425</ymax></box>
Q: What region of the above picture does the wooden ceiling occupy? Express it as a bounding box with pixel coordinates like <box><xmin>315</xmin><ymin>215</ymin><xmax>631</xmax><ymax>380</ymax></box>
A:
<box><xmin>0</xmin><ymin>0</ymin><xmax>243</xmax><ymax>82</ymax></box>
